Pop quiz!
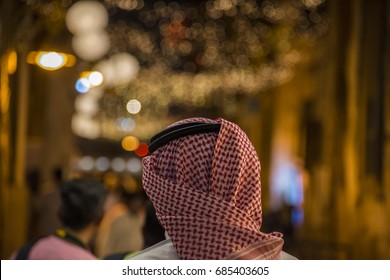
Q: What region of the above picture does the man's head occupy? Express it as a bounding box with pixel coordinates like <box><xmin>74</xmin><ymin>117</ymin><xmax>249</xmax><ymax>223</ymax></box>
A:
<box><xmin>142</xmin><ymin>117</ymin><xmax>283</xmax><ymax>259</ymax></box>
<box><xmin>58</xmin><ymin>179</ymin><xmax>106</xmax><ymax>232</ymax></box>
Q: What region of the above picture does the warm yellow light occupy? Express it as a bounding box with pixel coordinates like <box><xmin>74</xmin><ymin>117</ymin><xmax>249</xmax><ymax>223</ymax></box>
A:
<box><xmin>27</xmin><ymin>51</ymin><xmax>76</xmax><ymax>71</ymax></box>
<box><xmin>80</xmin><ymin>71</ymin><xmax>90</xmax><ymax>78</ymax></box>
<box><xmin>65</xmin><ymin>55</ymin><xmax>76</xmax><ymax>67</ymax></box>
<box><xmin>7</xmin><ymin>51</ymin><xmax>17</xmax><ymax>74</ymax></box>
<box><xmin>121</xmin><ymin>136</ymin><xmax>139</xmax><ymax>151</ymax></box>
<box><xmin>27</xmin><ymin>52</ymin><xmax>36</xmax><ymax>64</ymax></box>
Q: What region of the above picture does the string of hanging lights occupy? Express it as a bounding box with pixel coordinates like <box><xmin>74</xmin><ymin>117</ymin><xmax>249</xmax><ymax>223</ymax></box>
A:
<box><xmin>23</xmin><ymin>0</ymin><xmax>328</xmax><ymax>142</ymax></box>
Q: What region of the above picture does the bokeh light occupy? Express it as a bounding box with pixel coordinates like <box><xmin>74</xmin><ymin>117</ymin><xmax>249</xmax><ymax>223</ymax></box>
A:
<box><xmin>96</xmin><ymin>156</ymin><xmax>110</xmax><ymax>171</ymax></box>
<box><xmin>75</xmin><ymin>78</ymin><xmax>91</xmax><ymax>93</ymax></box>
<box><xmin>66</xmin><ymin>0</ymin><xmax>109</xmax><ymax>34</ymax></box>
<box><xmin>72</xmin><ymin>31</ymin><xmax>111</xmax><ymax>62</ymax></box>
<box><xmin>301</xmin><ymin>0</ymin><xmax>326</xmax><ymax>9</ymax></box>
<box><xmin>71</xmin><ymin>114</ymin><xmax>100</xmax><ymax>139</ymax></box>
<box><xmin>68</xmin><ymin>0</ymin><xmax>328</xmax><ymax>141</ymax></box>
<box><xmin>7</xmin><ymin>51</ymin><xmax>17</xmax><ymax>74</ymax></box>
<box><xmin>126</xmin><ymin>99</ymin><xmax>142</xmax><ymax>114</ymax></box>
<box><xmin>27</xmin><ymin>52</ymin><xmax>76</xmax><ymax>70</ymax></box>
<box><xmin>74</xmin><ymin>94</ymin><xmax>99</xmax><ymax>115</ymax></box>
<box><xmin>121</xmin><ymin>136</ymin><xmax>140</xmax><ymax>151</ymax></box>
<box><xmin>79</xmin><ymin>156</ymin><xmax>94</xmax><ymax>171</ymax></box>
<box><xmin>135</xmin><ymin>142</ymin><xmax>149</xmax><ymax>157</ymax></box>
<box><xmin>66</xmin><ymin>1</ymin><xmax>110</xmax><ymax>62</ymax></box>
<box><xmin>111</xmin><ymin>53</ymin><xmax>140</xmax><ymax>85</ymax></box>
<box><xmin>111</xmin><ymin>157</ymin><xmax>126</xmax><ymax>172</ymax></box>
<box><xmin>95</xmin><ymin>53</ymin><xmax>140</xmax><ymax>87</ymax></box>
<box><xmin>37</xmin><ymin>52</ymin><xmax>66</xmax><ymax>70</ymax></box>
<box><xmin>88</xmin><ymin>71</ymin><xmax>104</xmax><ymax>87</ymax></box>
<box><xmin>127</xmin><ymin>158</ymin><xmax>142</xmax><ymax>173</ymax></box>
<box><xmin>115</xmin><ymin>117</ymin><xmax>136</xmax><ymax>132</ymax></box>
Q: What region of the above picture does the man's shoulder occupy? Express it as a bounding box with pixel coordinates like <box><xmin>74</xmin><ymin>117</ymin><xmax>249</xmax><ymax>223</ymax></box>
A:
<box><xmin>125</xmin><ymin>240</ymin><xmax>298</xmax><ymax>260</ymax></box>
<box><xmin>277</xmin><ymin>251</ymin><xmax>298</xmax><ymax>260</ymax></box>
<box><xmin>126</xmin><ymin>239</ymin><xmax>179</xmax><ymax>260</ymax></box>
<box><xmin>30</xmin><ymin>236</ymin><xmax>96</xmax><ymax>260</ymax></box>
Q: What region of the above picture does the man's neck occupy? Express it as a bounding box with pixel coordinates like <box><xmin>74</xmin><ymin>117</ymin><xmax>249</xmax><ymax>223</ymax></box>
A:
<box><xmin>65</xmin><ymin>225</ymin><xmax>96</xmax><ymax>247</ymax></box>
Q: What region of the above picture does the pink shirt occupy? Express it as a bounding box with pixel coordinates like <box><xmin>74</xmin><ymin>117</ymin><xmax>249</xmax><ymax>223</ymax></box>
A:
<box><xmin>22</xmin><ymin>236</ymin><xmax>96</xmax><ymax>260</ymax></box>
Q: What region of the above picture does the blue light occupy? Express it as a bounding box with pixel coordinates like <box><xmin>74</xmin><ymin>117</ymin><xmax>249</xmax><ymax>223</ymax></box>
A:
<box><xmin>291</xmin><ymin>207</ymin><xmax>304</xmax><ymax>227</ymax></box>
<box><xmin>75</xmin><ymin>78</ymin><xmax>90</xmax><ymax>93</ymax></box>
<box><xmin>121</xmin><ymin>117</ymin><xmax>135</xmax><ymax>132</ymax></box>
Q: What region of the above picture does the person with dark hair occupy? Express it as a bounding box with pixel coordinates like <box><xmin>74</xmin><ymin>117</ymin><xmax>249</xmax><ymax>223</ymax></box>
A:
<box><xmin>127</xmin><ymin>117</ymin><xmax>297</xmax><ymax>260</ymax></box>
<box><xmin>12</xmin><ymin>179</ymin><xmax>106</xmax><ymax>260</ymax></box>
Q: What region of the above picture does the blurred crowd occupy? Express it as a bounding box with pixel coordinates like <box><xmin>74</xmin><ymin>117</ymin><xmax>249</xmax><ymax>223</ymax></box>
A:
<box><xmin>12</xmin><ymin>167</ymin><xmax>164</xmax><ymax>260</ymax></box>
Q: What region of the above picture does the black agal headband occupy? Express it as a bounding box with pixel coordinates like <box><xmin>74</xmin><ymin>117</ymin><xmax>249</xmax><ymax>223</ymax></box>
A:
<box><xmin>148</xmin><ymin>122</ymin><xmax>221</xmax><ymax>154</ymax></box>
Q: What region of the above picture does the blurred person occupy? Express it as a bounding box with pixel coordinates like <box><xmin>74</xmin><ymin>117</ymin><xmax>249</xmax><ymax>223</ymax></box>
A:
<box><xmin>128</xmin><ymin>117</ymin><xmax>297</xmax><ymax>260</ymax></box>
<box><xmin>142</xmin><ymin>200</ymin><xmax>165</xmax><ymax>249</ymax></box>
<box><xmin>123</xmin><ymin>174</ymin><xmax>147</xmax><ymax>227</ymax></box>
<box><xmin>25</xmin><ymin>168</ymin><xmax>42</xmax><ymax>240</ymax></box>
<box><xmin>12</xmin><ymin>179</ymin><xmax>106</xmax><ymax>260</ymax></box>
<box><xmin>95</xmin><ymin>181</ymin><xmax>145</xmax><ymax>259</ymax></box>
<box><xmin>30</xmin><ymin>167</ymin><xmax>63</xmax><ymax>239</ymax></box>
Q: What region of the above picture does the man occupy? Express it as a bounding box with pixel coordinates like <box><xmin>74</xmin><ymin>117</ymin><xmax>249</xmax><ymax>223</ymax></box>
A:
<box><xmin>95</xmin><ymin>185</ymin><xmax>144</xmax><ymax>259</ymax></box>
<box><xmin>128</xmin><ymin>117</ymin><xmax>296</xmax><ymax>260</ymax></box>
<box><xmin>13</xmin><ymin>179</ymin><xmax>106</xmax><ymax>260</ymax></box>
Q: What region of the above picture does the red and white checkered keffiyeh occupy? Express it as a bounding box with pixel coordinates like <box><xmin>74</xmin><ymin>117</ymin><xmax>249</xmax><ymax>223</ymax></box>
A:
<box><xmin>142</xmin><ymin>117</ymin><xmax>283</xmax><ymax>260</ymax></box>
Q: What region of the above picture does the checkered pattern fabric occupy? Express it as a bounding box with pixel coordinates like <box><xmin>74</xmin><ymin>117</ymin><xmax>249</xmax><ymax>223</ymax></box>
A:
<box><xmin>142</xmin><ymin>118</ymin><xmax>283</xmax><ymax>259</ymax></box>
